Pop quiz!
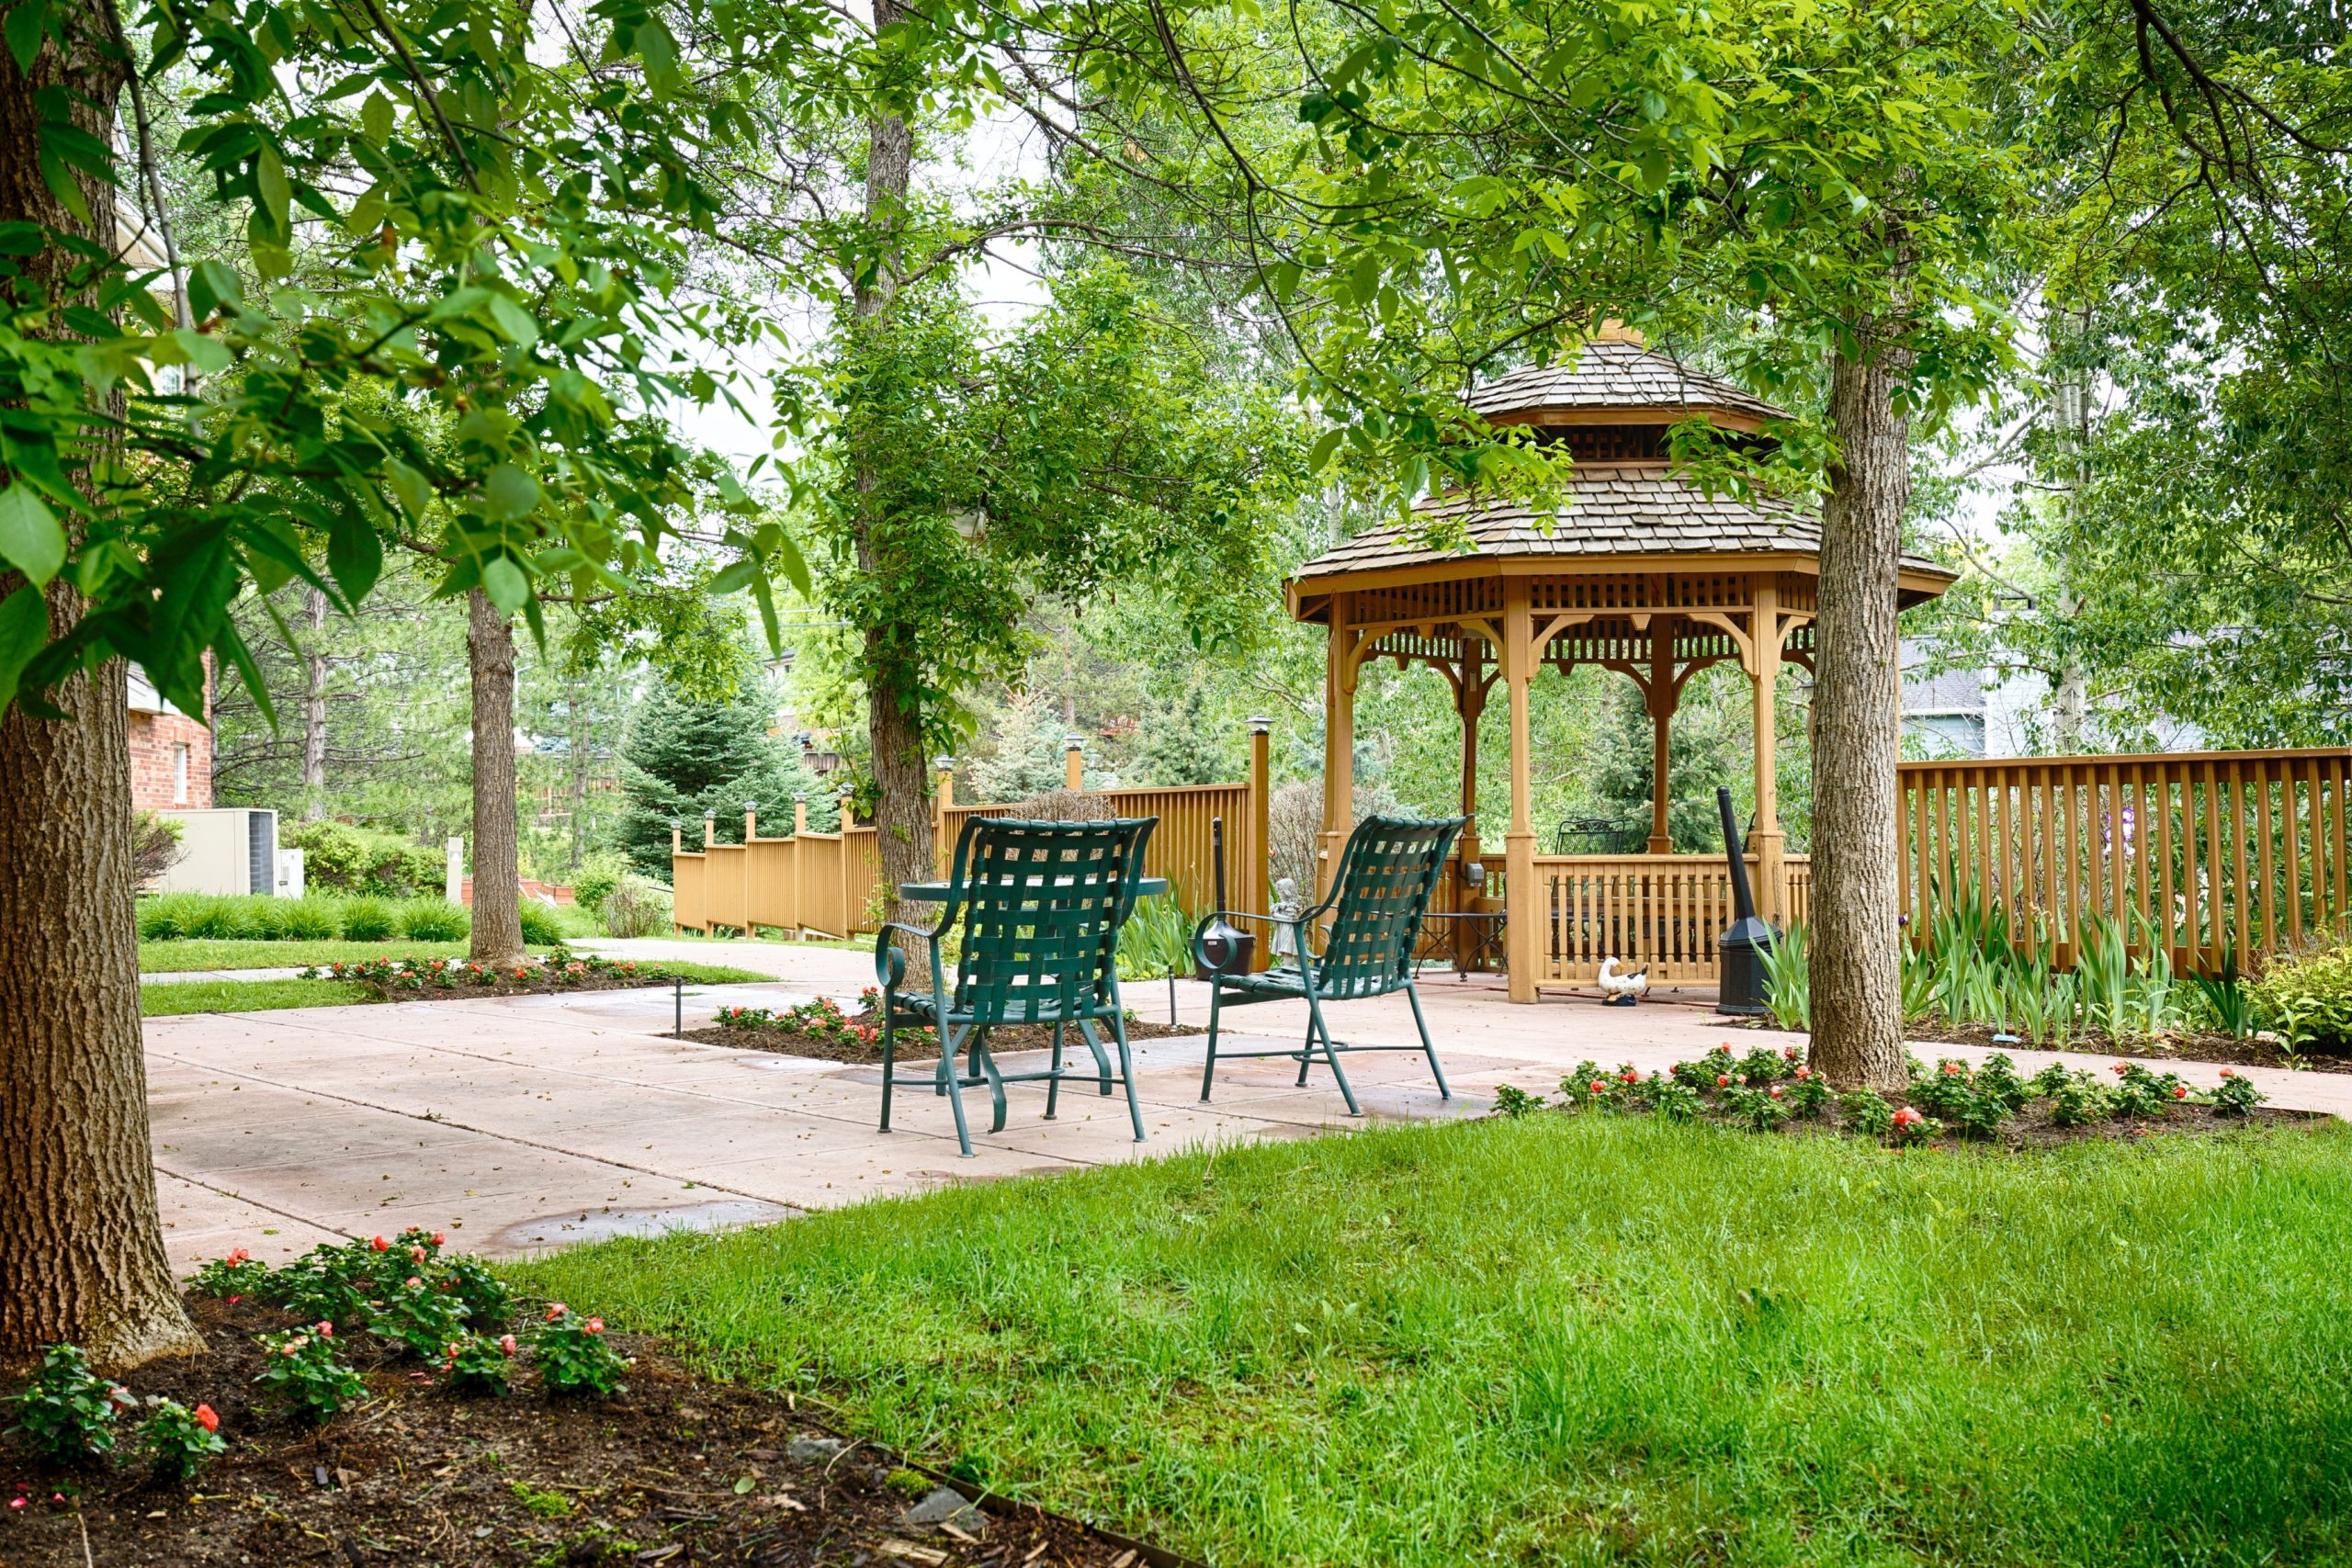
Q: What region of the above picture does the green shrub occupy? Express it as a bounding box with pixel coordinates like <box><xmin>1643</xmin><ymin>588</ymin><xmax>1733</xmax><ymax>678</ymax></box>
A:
<box><xmin>598</xmin><ymin>875</ymin><xmax>672</xmax><ymax>938</ymax></box>
<box><xmin>399</xmin><ymin>898</ymin><xmax>470</xmax><ymax>942</ymax></box>
<box><xmin>518</xmin><ymin>901</ymin><xmax>566</xmax><ymax>946</ymax></box>
<box><xmin>2250</xmin><ymin>942</ymin><xmax>2352</xmax><ymax>1052</ymax></box>
<box><xmin>6</xmin><ymin>1343</ymin><xmax>121</xmax><ymax>1463</ymax></box>
<box><xmin>283</xmin><ymin>820</ymin><xmax>444</xmax><ymax>898</ymax></box>
<box><xmin>138</xmin><ymin>893</ymin><xmax>192</xmax><ymax>941</ymax></box>
<box><xmin>133</xmin><ymin>809</ymin><xmax>185</xmax><ymax>889</ymax></box>
<box><xmin>571</xmin><ymin>853</ymin><xmax>628</xmax><ymax>914</ymax></box>
<box><xmin>338</xmin><ymin>896</ymin><xmax>398</xmax><ymax>942</ymax></box>
<box><xmin>1839</xmin><ymin>1089</ymin><xmax>1895</xmax><ymax>1136</ymax></box>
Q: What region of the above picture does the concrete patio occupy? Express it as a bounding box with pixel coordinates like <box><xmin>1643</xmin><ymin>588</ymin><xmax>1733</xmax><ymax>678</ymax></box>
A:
<box><xmin>148</xmin><ymin>937</ymin><xmax>2352</xmax><ymax>1274</ymax></box>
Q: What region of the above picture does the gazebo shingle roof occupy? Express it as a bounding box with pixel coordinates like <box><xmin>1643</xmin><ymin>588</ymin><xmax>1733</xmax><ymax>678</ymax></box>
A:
<box><xmin>1469</xmin><ymin>340</ymin><xmax>1787</xmax><ymax>423</ymax></box>
<box><xmin>1292</xmin><ymin>464</ymin><xmax>1948</xmax><ymax>581</ymax></box>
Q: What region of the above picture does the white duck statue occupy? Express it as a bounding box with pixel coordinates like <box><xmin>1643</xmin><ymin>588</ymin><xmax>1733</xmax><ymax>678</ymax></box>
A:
<box><xmin>1597</xmin><ymin>956</ymin><xmax>1649</xmax><ymax>1006</ymax></box>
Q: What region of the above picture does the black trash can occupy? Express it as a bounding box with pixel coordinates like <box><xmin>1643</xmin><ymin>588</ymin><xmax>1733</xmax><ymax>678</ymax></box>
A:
<box><xmin>1713</xmin><ymin>785</ymin><xmax>1777</xmax><ymax>1017</ymax></box>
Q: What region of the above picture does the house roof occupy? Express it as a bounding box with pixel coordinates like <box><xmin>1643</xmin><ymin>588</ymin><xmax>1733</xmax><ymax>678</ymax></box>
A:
<box><xmin>1469</xmin><ymin>339</ymin><xmax>1787</xmax><ymax>425</ymax></box>
<box><xmin>1290</xmin><ymin>463</ymin><xmax>1951</xmax><ymax>583</ymax></box>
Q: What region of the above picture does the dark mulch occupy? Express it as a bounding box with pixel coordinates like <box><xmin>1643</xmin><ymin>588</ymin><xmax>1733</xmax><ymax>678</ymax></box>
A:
<box><xmin>680</xmin><ymin>1017</ymin><xmax>1202</xmax><ymax>1067</ymax></box>
<box><xmin>0</xmin><ymin>1294</ymin><xmax>1170</xmax><ymax>1568</ymax></box>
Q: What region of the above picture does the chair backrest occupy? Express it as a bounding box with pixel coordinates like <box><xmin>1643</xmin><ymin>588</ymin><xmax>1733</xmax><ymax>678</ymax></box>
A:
<box><xmin>1315</xmin><ymin>814</ymin><xmax>1466</xmax><ymax>998</ymax></box>
<box><xmin>943</xmin><ymin>815</ymin><xmax>1158</xmax><ymax>1023</ymax></box>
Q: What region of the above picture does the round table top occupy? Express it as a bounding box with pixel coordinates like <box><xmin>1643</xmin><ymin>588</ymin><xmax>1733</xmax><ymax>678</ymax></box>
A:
<box><xmin>898</xmin><ymin>876</ymin><xmax>1170</xmax><ymax>902</ymax></box>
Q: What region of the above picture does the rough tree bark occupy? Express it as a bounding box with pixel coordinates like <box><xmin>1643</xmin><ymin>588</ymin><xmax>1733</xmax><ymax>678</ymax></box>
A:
<box><xmin>0</xmin><ymin>0</ymin><xmax>202</xmax><ymax>1370</ymax></box>
<box><xmin>301</xmin><ymin>583</ymin><xmax>328</xmax><ymax>816</ymax></box>
<box><xmin>468</xmin><ymin>588</ymin><xmax>527</xmax><ymax>964</ymax></box>
<box><xmin>855</xmin><ymin>0</ymin><xmax>933</xmax><ymax>931</ymax></box>
<box><xmin>1808</xmin><ymin>338</ymin><xmax>1913</xmax><ymax>1093</ymax></box>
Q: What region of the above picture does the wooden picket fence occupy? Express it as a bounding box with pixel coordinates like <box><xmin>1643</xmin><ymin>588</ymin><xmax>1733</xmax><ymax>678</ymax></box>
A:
<box><xmin>1899</xmin><ymin>748</ymin><xmax>2352</xmax><ymax>975</ymax></box>
<box><xmin>673</xmin><ymin>771</ymin><xmax>1267</xmax><ymax>940</ymax></box>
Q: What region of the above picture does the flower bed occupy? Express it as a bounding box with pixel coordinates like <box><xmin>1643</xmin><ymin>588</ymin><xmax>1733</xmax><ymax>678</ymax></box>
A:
<box><xmin>0</xmin><ymin>1234</ymin><xmax>1148</xmax><ymax>1567</ymax></box>
<box><xmin>682</xmin><ymin>988</ymin><xmax>1200</xmax><ymax>1066</ymax></box>
<box><xmin>300</xmin><ymin>951</ymin><xmax>702</xmax><ymax>1000</ymax></box>
<box><xmin>1489</xmin><ymin>1042</ymin><xmax>2300</xmax><ymax>1149</ymax></box>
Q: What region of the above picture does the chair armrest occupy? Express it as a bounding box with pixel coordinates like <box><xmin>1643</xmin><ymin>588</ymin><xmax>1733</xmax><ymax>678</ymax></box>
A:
<box><xmin>873</xmin><ymin>920</ymin><xmax>945</xmax><ymax>992</ymax></box>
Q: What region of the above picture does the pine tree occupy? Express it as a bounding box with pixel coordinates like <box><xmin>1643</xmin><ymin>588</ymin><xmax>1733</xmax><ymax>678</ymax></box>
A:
<box><xmin>1133</xmin><ymin>680</ymin><xmax>1233</xmax><ymax>785</ymax></box>
<box><xmin>614</xmin><ymin>674</ymin><xmax>831</xmax><ymax>876</ymax></box>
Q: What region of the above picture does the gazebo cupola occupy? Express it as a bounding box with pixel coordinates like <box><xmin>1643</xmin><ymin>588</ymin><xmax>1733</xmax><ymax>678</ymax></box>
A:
<box><xmin>1287</xmin><ymin>328</ymin><xmax>1954</xmax><ymax>1001</ymax></box>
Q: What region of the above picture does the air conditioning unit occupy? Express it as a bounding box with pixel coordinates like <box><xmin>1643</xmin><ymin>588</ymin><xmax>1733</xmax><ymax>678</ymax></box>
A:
<box><xmin>153</xmin><ymin>807</ymin><xmax>279</xmax><ymax>897</ymax></box>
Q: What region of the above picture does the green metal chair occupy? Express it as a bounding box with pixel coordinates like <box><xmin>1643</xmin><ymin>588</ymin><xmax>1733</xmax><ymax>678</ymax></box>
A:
<box><xmin>1193</xmin><ymin>813</ymin><xmax>1466</xmax><ymax>1115</ymax></box>
<box><xmin>875</xmin><ymin>814</ymin><xmax>1158</xmax><ymax>1157</ymax></box>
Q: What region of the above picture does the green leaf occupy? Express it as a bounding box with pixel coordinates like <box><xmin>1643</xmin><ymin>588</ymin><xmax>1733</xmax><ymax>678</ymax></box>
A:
<box><xmin>359</xmin><ymin>91</ymin><xmax>393</xmax><ymax>147</ymax></box>
<box><xmin>0</xmin><ymin>582</ymin><xmax>47</xmax><ymax>714</ymax></box>
<box><xmin>384</xmin><ymin>458</ymin><xmax>433</xmax><ymax>521</ymax></box>
<box><xmin>481</xmin><ymin>556</ymin><xmax>528</xmax><ymax>613</ymax></box>
<box><xmin>188</xmin><ymin>258</ymin><xmax>242</xmax><ymax>321</ymax></box>
<box><xmin>486</xmin><ymin>292</ymin><xmax>541</xmax><ymax>349</ymax></box>
<box><xmin>327</xmin><ymin>509</ymin><xmax>383</xmax><ymax>604</ymax></box>
<box><xmin>254</xmin><ymin>143</ymin><xmax>290</xmax><ymax>241</ymax></box>
<box><xmin>1306</xmin><ymin>428</ymin><xmax>1346</xmax><ymax>474</ymax></box>
<box><xmin>481</xmin><ymin>463</ymin><xmax>540</xmax><ymax>521</ymax></box>
<box><xmin>168</xmin><ymin>327</ymin><xmax>232</xmax><ymax>375</ymax></box>
<box><xmin>0</xmin><ymin>483</ymin><xmax>65</xmax><ymax>585</ymax></box>
<box><xmin>4</xmin><ymin>2</ymin><xmax>47</xmax><ymax>70</ymax></box>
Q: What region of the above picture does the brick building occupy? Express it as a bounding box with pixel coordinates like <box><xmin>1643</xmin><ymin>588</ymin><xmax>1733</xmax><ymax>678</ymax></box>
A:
<box><xmin>128</xmin><ymin>662</ymin><xmax>211</xmax><ymax>811</ymax></box>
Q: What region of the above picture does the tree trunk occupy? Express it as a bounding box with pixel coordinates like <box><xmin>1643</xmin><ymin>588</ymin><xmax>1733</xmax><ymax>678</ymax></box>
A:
<box><xmin>302</xmin><ymin>584</ymin><xmax>328</xmax><ymax>818</ymax></box>
<box><xmin>0</xmin><ymin>0</ymin><xmax>201</xmax><ymax>1372</ymax></box>
<box><xmin>855</xmin><ymin>0</ymin><xmax>932</xmax><ymax>932</ymax></box>
<box><xmin>468</xmin><ymin>588</ymin><xmax>527</xmax><ymax>964</ymax></box>
<box><xmin>1809</xmin><ymin>342</ymin><xmax>1913</xmax><ymax>1093</ymax></box>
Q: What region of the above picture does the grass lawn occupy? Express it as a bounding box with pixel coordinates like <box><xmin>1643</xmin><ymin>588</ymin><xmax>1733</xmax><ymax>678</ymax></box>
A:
<box><xmin>516</xmin><ymin>1112</ymin><xmax>2352</xmax><ymax>1567</ymax></box>
<box><xmin>141</xmin><ymin>977</ymin><xmax>368</xmax><ymax>1016</ymax></box>
<box><xmin>137</xmin><ymin>939</ymin><xmax>551</xmax><ymax>973</ymax></box>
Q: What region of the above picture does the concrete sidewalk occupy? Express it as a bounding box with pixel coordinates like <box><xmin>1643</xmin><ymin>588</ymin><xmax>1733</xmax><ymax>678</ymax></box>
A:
<box><xmin>149</xmin><ymin>936</ymin><xmax>2352</xmax><ymax>1274</ymax></box>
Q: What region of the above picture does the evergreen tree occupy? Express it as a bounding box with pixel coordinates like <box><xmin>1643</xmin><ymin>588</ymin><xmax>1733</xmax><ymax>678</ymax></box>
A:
<box><xmin>614</xmin><ymin>674</ymin><xmax>832</xmax><ymax>876</ymax></box>
<box><xmin>967</xmin><ymin>690</ymin><xmax>1075</xmax><ymax>803</ymax></box>
<box><xmin>1133</xmin><ymin>680</ymin><xmax>1234</xmax><ymax>785</ymax></box>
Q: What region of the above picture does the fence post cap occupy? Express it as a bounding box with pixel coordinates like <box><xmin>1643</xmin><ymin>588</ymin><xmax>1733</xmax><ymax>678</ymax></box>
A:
<box><xmin>794</xmin><ymin>791</ymin><xmax>808</xmax><ymax>801</ymax></box>
<box><xmin>1247</xmin><ymin>716</ymin><xmax>1272</xmax><ymax>733</ymax></box>
<box><xmin>1063</xmin><ymin>734</ymin><xmax>1084</xmax><ymax>750</ymax></box>
<box><xmin>743</xmin><ymin>800</ymin><xmax>758</xmax><ymax>813</ymax></box>
<box><xmin>703</xmin><ymin>807</ymin><xmax>717</xmax><ymax>818</ymax></box>
<box><xmin>933</xmin><ymin>755</ymin><xmax>955</xmax><ymax>772</ymax></box>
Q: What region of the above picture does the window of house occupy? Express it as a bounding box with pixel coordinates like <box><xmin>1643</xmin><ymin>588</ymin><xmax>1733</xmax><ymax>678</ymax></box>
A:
<box><xmin>171</xmin><ymin>743</ymin><xmax>189</xmax><ymax>805</ymax></box>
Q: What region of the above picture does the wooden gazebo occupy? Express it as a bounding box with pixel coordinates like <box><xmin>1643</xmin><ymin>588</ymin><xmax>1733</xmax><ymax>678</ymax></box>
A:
<box><xmin>1288</xmin><ymin>329</ymin><xmax>1955</xmax><ymax>1000</ymax></box>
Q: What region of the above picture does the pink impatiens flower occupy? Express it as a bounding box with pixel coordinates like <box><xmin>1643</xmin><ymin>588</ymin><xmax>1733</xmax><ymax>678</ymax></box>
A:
<box><xmin>499</xmin><ymin>1335</ymin><xmax>517</xmax><ymax>1356</ymax></box>
<box><xmin>316</xmin><ymin>1321</ymin><xmax>334</xmax><ymax>1337</ymax></box>
<box><xmin>1768</xmin><ymin>1085</ymin><xmax>1784</xmax><ymax>1100</ymax></box>
<box><xmin>370</xmin><ymin>1235</ymin><xmax>390</xmax><ymax>1251</ymax></box>
<box><xmin>194</xmin><ymin>1404</ymin><xmax>219</xmax><ymax>1433</ymax></box>
<box><xmin>1892</xmin><ymin>1107</ymin><xmax>1924</xmax><ymax>1130</ymax></box>
<box><xmin>584</xmin><ymin>1317</ymin><xmax>604</xmax><ymax>1335</ymax></box>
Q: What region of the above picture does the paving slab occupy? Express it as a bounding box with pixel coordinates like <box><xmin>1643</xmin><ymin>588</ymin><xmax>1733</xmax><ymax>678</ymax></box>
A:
<box><xmin>143</xmin><ymin>936</ymin><xmax>2352</xmax><ymax>1274</ymax></box>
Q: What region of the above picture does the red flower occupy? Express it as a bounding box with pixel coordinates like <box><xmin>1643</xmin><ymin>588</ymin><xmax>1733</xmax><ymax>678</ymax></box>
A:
<box><xmin>499</xmin><ymin>1335</ymin><xmax>517</xmax><ymax>1356</ymax></box>
<box><xmin>2111</xmin><ymin>1062</ymin><xmax>2130</xmax><ymax>1075</ymax></box>
<box><xmin>1942</xmin><ymin>1062</ymin><xmax>1962</xmax><ymax>1076</ymax></box>
<box><xmin>107</xmin><ymin>1384</ymin><xmax>135</xmax><ymax>1410</ymax></box>
<box><xmin>317</xmin><ymin>1321</ymin><xmax>334</xmax><ymax>1337</ymax></box>
<box><xmin>8</xmin><ymin>1498</ymin><xmax>23</xmax><ymax>1510</ymax></box>
<box><xmin>2219</xmin><ymin>1067</ymin><xmax>2236</xmax><ymax>1079</ymax></box>
<box><xmin>1769</xmin><ymin>1085</ymin><xmax>1784</xmax><ymax>1100</ymax></box>
<box><xmin>1716</xmin><ymin>1075</ymin><xmax>1730</xmax><ymax>1088</ymax></box>
<box><xmin>1619</xmin><ymin>1070</ymin><xmax>1637</xmax><ymax>1084</ymax></box>
<box><xmin>584</xmin><ymin>1317</ymin><xmax>604</xmax><ymax>1334</ymax></box>
<box><xmin>432</xmin><ymin>1231</ymin><xmax>447</xmax><ymax>1247</ymax></box>
<box><xmin>225</xmin><ymin>1247</ymin><xmax>250</xmax><ymax>1266</ymax></box>
<box><xmin>405</xmin><ymin>1276</ymin><xmax>422</xmax><ymax>1290</ymax></box>
<box><xmin>546</xmin><ymin>1303</ymin><xmax>567</xmax><ymax>1321</ymax></box>
<box><xmin>370</xmin><ymin>1235</ymin><xmax>390</xmax><ymax>1251</ymax></box>
<box><xmin>226</xmin><ymin>1295</ymin><xmax>242</xmax><ymax>1305</ymax></box>
<box><xmin>2173</xmin><ymin>1085</ymin><xmax>2188</xmax><ymax>1100</ymax></box>
<box><xmin>410</xmin><ymin>1245</ymin><xmax>427</xmax><ymax>1262</ymax></box>
<box><xmin>194</xmin><ymin>1403</ymin><xmax>219</xmax><ymax>1433</ymax></box>
<box><xmin>1589</xmin><ymin>1080</ymin><xmax>1607</xmax><ymax>1095</ymax></box>
<box><xmin>1794</xmin><ymin>1066</ymin><xmax>1812</xmax><ymax>1081</ymax></box>
<box><xmin>1893</xmin><ymin>1107</ymin><xmax>1923</xmax><ymax>1129</ymax></box>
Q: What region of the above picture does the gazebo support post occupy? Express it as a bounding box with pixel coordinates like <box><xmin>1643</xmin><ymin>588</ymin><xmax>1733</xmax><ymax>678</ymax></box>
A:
<box><xmin>1504</xmin><ymin>580</ymin><xmax>1539</xmax><ymax>1002</ymax></box>
<box><xmin>1319</xmin><ymin>591</ymin><xmax>1357</xmax><ymax>903</ymax></box>
<box><xmin>1750</xmin><ymin>576</ymin><xmax>1785</xmax><ymax>922</ymax></box>
<box><xmin>1647</xmin><ymin>618</ymin><xmax>1675</xmax><ymax>853</ymax></box>
<box><xmin>1456</xmin><ymin>647</ymin><xmax>1484</xmax><ymax>869</ymax></box>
